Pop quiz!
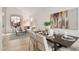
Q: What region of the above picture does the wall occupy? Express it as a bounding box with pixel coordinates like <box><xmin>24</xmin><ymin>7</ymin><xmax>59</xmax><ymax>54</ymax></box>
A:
<box><xmin>5</xmin><ymin>7</ymin><xmax>77</xmax><ymax>32</ymax></box>
<box><xmin>34</xmin><ymin>7</ymin><xmax>76</xmax><ymax>30</ymax></box>
<box><xmin>46</xmin><ymin>8</ymin><xmax>78</xmax><ymax>30</ymax></box>
<box><xmin>46</xmin><ymin>7</ymin><xmax>75</xmax><ymax>14</ymax></box>
<box><xmin>6</xmin><ymin>7</ymin><xmax>23</xmax><ymax>32</ymax></box>
<box><xmin>2</xmin><ymin>7</ymin><xmax>7</xmax><ymax>33</ymax></box>
<box><xmin>68</xmin><ymin>8</ymin><xmax>78</xmax><ymax>30</ymax></box>
<box><xmin>78</xmin><ymin>8</ymin><xmax>79</xmax><ymax>30</ymax></box>
<box><xmin>5</xmin><ymin>7</ymin><xmax>50</xmax><ymax>32</ymax></box>
<box><xmin>0</xmin><ymin>7</ymin><xmax>3</xmax><ymax>49</ymax></box>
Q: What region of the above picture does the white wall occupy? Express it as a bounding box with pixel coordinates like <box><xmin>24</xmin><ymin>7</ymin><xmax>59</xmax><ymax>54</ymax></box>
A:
<box><xmin>68</xmin><ymin>8</ymin><xmax>78</xmax><ymax>30</ymax></box>
<box><xmin>6</xmin><ymin>7</ymin><xmax>24</xmax><ymax>32</ymax></box>
<box><xmin>0</xmin><ymin>7</ymin><xmax>3</xmax><ymax>49</ymax></box>
<box><xmin>35</xmin><ymin>8</ymin><xmax>78</xmax><ymax>30</ymax></box>
<box><xmin>5</xmin><ymin>7</ymin><xmax>50</xmax><ymax>31</ymax></box>
<box><xmin>5</xmin><ymin>7</ymin><xmax>77</xmax><ymax>32</ymax></box>
<box><xmin>46</xmin><ymin>7</ymin><xmax>75</xmax><ymax>14</ymax></box>
<box><xmin>35</xmin><ymin>7</ymin><xmax>76</xmax><ymax>29</ymax></box>
<box><xmin>78</xmin><ymin>8</ymin><xmax>79</xmax><ymax>30</ymax></box>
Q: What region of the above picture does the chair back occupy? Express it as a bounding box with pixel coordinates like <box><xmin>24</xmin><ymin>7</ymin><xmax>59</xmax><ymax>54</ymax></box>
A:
<box><xmin>35</xmin><ymin>33</ymin><xmax>49</xmax><ymax>51</ymax></box>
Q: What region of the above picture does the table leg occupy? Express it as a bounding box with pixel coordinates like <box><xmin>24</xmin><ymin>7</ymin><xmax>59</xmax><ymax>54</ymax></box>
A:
<box><xmin>54</xmin><ymin>43</ymin><xmax>58</xmax><ymax>51</ymax></box>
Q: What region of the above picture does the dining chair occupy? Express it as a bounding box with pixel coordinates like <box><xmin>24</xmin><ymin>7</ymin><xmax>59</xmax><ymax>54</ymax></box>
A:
<box><xmin>35</xmin><ymin>33</ymin><xmax>49</xmax><ymax>51</ymax></box>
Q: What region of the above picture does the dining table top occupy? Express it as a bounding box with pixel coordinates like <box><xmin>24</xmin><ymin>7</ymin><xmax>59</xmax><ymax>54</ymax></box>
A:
<box><xmin>46</xmin><ymin>34</ymin><xmax>79</xmax><ymax>47</ymax></box>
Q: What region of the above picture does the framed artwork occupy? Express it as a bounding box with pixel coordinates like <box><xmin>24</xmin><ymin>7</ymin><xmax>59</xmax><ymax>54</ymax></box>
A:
<box><xmin>50</xmin><ymin>10</ymin><xmax>69</xmax><ymax>29</ymax></box>
<box><xmin>10</xmin><ymin>15</ymin><xmax>22</xmax><ymax>28</ymax></box>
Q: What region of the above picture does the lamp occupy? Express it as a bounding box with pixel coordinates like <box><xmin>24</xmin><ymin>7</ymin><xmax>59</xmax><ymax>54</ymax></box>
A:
<box><xmin>30</xmin><ymin>17</ymin><xmax>36</xmax><ymax>31</ymax></box>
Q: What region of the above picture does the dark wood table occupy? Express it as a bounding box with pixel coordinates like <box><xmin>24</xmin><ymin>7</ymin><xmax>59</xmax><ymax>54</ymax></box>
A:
<box><xmin>46</xmin><ymin>34</ymin><xmax>79</xmax><ymax>51</ymax></box>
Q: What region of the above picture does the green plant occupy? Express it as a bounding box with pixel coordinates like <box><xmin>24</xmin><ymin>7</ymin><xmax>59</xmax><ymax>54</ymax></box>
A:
<box><xmin>44</xmin><ymin>20</ymin><xmax>53</xmax><ymax>26</ymax></box>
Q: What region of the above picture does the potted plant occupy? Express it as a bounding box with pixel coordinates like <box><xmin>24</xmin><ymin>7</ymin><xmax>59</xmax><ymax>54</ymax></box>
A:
<box><xmin>44</xmin><ymin>20</ymin><xmax>53</xmax><ymax>29</ymax></box>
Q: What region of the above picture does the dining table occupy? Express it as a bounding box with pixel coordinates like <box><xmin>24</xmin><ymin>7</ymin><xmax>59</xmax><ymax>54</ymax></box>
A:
<box><xmin>46</xmin><ymin>34</ymin><xmax>79</xmax><ymax>51</ymax></box>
